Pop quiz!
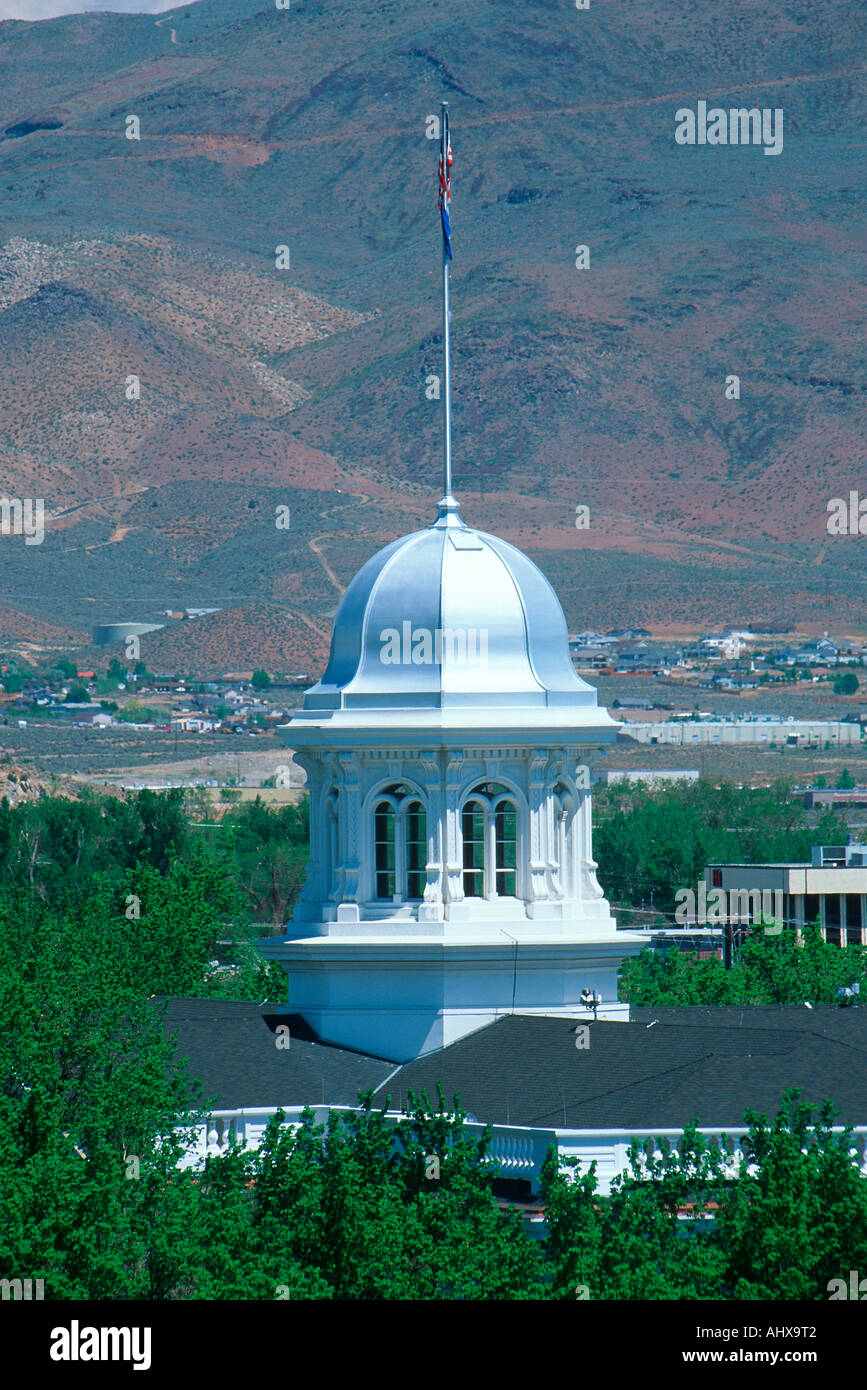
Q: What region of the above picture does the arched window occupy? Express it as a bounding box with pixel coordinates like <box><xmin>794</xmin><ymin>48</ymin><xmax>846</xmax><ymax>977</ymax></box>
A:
<box><xmin>495</xmin><ymin>800</ymin><xmax>517</xmax><ymax>896</ymax></box>
<box><xmin>462</xmin><ymin>799</ymin><xmax>486</xmax><ymax>898</ymax></box>
<box><xmin>405</xmin><ymin>798</ymin><xmax>427</xmax><ymax>899</ymax></box>
<box><xmin>552</xmin><ymin>781</ymin><xmax>574</xmax><ymax>898</ymax></box>
<box><xmin>461</xmin><ymin>782</ymin><xmax>519</xmax><ymax>899</ymax></box>
<box><xmin>372</xmin><ymin>784</ymin><xmax>427</xmax><ymax>901</ymax></box>
<box><xmin>374</xmin><ymin>802</ymin><xmax>396</xmax><ymax>899</ymax></box>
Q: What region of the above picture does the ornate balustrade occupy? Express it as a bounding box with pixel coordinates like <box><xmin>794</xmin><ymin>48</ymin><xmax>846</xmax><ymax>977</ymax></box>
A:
<box><xmin>175</xmin><ymin>1107</ymin><xmax>867</xmax><ymax>1198</ymax></box>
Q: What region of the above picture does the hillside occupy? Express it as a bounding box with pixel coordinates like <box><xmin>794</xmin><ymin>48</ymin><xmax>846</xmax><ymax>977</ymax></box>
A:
<box><xmin>0</xmin><ymin>0</ymin><xmax>864</xmax><ymax>672</ymax></box>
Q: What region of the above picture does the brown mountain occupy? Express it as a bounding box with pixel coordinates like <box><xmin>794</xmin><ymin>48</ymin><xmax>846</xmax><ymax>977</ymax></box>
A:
<box><xmin>0</xmin><ymin>0</ymin><xmax>864</xmax><ymax>674</ymax></box>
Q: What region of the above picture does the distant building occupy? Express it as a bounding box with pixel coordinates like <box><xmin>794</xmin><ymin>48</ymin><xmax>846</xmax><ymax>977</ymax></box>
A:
<box><xmin>171</xmin><ymin>716</ymin><xmax>221</xmax><ymax>733</ymax></box>
<box><xmin>610</xmin><ymin>643</ymin><xmax>683</xmax><ymax>672</ymax></box>
<box><xmin>798</xmin><ymin>788</ymin><xmax>867</xmax><ymax>809</ymax></box>
<box><xmin>698</xmin><ymin>633</ymin><xmax>748</xmax><ymax>660</ymax></box>
<box><xmin>712</xmin><ymin>672</ymin><xmax>758</xmax><ymax>691</ymax></box>
<box><xmin>795</xmin><ymin>638</ymin><xmax>838</xmax><ymax>666</ymax></box>
<box><xmin>93</xmin><ymin>621</ymin><xmax>164</xmax><ymax>645</ymax></box>
<box><xmin>705</xmin><ymin>844</ymin><xmax>867</xmax><ymax>947</ymax></box>
<box><xmin>569</xmin><ymin>644</ymin><xmax>609</xmax><ymax>669</ymax></box>
<box><xmin>622</xmin><ymin>718</ymin><xmax>862</xmax><ymax>747</ymax></box>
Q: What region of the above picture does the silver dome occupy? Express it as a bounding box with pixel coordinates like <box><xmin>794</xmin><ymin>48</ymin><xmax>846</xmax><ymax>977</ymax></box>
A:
<box><xmin>302</xmin><ymin>501</ymin><xmax>602</xmax><ymax>713</ymax></box>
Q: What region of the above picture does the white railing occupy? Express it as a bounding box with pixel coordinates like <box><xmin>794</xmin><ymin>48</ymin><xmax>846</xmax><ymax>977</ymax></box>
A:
<box><xmin>556</xmin><ymin>1125</ymin><xmax>867</xmax><ymax>1194</ymax></box>
<box><xmin>174</xmin><ymin>1108</ymin><xmax>867</xmax><ymax>1197</ymax></box>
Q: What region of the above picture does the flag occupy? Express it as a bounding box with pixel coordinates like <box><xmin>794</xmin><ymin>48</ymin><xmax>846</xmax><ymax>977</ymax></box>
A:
<box><xmin>439</xmin><ymin>113</ymin><xmax>453</xmax><ymax>260</ymax></box>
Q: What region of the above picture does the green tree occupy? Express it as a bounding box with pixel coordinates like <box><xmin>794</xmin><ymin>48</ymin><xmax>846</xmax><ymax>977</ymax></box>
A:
<box><xmin>542</xmin><ymin>1123</ymin><xmax>726</xmax><ymax>1300</ymax></box>
<box><xmin>130</xmin><ymin>788</ymin><xmax>188</xmax><ymax>875</ymax></box>
<box><xmin>222</xmin><ymin>796</ymin><xmax>309</xmax><ymax>927</ymax></box>
<box><xmin>251</xmin><ymin>669</ymin><xmax>272</xmax><ymax>690</ymax></box>
<box><xmin>833</xmin><ymin>672</ymin><xmax>859</xmax><ymax>695</ymax></box>
<box><xmin>233</xmin><ymin>1088</ymin><xmax>543</xmax><ymax>1300</ymax></box>
<box><xmin>0</xmin><ymin>878</ymin><xmax>210</xmax><ymax>1298</ymax></box>
<box><xmin>620</xmin><ymin>926</ymin><xmax>867</xmax><ymax>1007</ymax></box>
<box><xmin>718</xmin><ymin>1090</ymin><xmax>867</xmax><ymax>1299</ymax></box>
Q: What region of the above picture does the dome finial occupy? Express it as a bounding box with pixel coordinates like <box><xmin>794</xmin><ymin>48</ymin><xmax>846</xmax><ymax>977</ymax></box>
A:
<box><xmin>434</xmin><ymin>490</ymin><xmax>463</xmax><ymax>527</ymax></box>
<box><xmin>437</xmin><ymin>100</ymin><xmax>459</xmax><ymax>521</ymax></box>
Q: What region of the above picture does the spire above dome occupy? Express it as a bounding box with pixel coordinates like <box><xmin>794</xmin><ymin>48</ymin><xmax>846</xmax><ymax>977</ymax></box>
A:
<box><xmin>291</xmin><ymin>105</ymin><xmax>614</xmax><ymax>736</ymax></box>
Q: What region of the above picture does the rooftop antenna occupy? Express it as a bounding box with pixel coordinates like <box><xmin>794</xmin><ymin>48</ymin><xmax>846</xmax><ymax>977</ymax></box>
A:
<box><xmin>437</xmin><ymin>101</ymin><xmax>459</xmax><ymax>522</ymax></box>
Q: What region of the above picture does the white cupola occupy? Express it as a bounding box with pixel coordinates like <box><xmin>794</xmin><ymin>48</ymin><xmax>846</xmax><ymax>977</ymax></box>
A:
<box><xmin>259</xmin><ymin>498</ymin><xmax>646</xmax><ymax>1061</ymax></box>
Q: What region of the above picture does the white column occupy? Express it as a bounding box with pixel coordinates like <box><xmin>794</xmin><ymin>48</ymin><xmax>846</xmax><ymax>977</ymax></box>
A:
<box><xmin>418</xmin><ymin>753</ymin><xmax>445</xmax><ymax>921</ymax></box>
<box><xmin>526</xmin><ymin>751</ymin><xmax>549</xmax><ymax>903</ymax></box>
<box><xmin>443</xmin><ymin>752</ymin><xmax>465</xmax><ymax>907</ymax></box>
<box><xmin>335</xmin><ymin>752</ymin><xmax>362</xmax><ymax>921</ymax></box>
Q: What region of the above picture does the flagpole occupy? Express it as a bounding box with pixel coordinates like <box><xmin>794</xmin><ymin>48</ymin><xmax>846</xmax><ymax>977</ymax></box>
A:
<box><xmin>439</xmin><ymin>101</ymin><xmax>457</xmax><ymax>513</ymax></box>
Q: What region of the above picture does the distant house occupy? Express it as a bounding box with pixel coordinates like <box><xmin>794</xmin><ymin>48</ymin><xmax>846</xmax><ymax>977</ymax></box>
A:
<box><xmin>712</xmin><ymin>672</ymin><xmax>757</xmax><ymax>691</ymax></box>
<box><xmin>69</xmin><ymin>707</ymin><xmax>106</xmax><ymax>724</ymax></box>
<box><xmin>570</xmin><ymin>645</ymin><xmax>609</xmax><ymax>668</ymax></box>
<box><xmin>795</xmin><ymin>638</ymin><xmax>838</xmax><ymax>667</ymax></box>
<box><xmin>699</xmin><ymin>633</ymin><xmax>748</xmax><ymax>660</ymax></box>
<box><xmin>615</xmin><ymin>643</ymin><xmax>683</xmax><ymax>671</ymax></box>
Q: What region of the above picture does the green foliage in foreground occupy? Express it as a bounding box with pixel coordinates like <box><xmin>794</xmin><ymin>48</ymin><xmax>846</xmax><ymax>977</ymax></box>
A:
<box><xmin>0</xmin><ymin>784</ymin><xmax>865</xmax><ymax>1298</ymax></box>
<box><xmin>2</xmin><ymin>1051</ymin><xmax>864</xmax><ymax>1300</ymax></box>
<box><xmin>542</xmin><ymin>1092</ymin><xmax>867</xmax><ymax>1301</ymax></box>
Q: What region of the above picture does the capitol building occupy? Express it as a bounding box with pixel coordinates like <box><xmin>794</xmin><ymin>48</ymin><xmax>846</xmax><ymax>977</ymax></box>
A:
<box><xmin>169</xmin><ymin>122</ymin><xmax>867</xmax><ymax>1194</ymax></box>
<box><xmin>176</xmin><ymin>493</ymin><xmax>867</xmax><ymax>1200</ymax></box>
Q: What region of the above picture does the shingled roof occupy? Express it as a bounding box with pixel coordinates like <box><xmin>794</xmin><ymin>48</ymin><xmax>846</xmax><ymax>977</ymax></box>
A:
<box><xmin>151</xmin><ymin>997</ymin><xmax>395</xmax><ymax>1110</ymax></box>
<box><xmin>629</xmin><ymin>1005</ymin><xmax>867</xmax><ymax>1050</ymax></box>
<box><xmin>151</xmin><ymin>999</ymin><xmax>867</xmax><ymax>1131</ymax></box>
<box><xmin>385</xmin><ymin>1010</ymin><xmax>867</xmax><ymax>1131</ymax></box>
